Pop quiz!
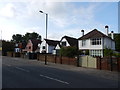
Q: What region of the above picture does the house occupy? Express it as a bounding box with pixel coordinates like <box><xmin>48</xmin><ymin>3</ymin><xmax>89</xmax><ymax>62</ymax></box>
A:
<box><xmin>56</xmin><ymin>36</ymin><xmax>78</xmax><ymax>49</ymax></box>
<box><xmin>14</xmin><ymin>43</ymin><xmax>22</xmax><ymax>52</ymax></box>
<box><xmin>23</xmin><ymin>39</ymin><xmax>42</xmax><ymax>53</ymax></box>
<box><xmin>78</xmin><ymin>29</ymin><xmax>115</xmax><ymax>57</ymax></box>
<box><xmin>14</xmin><ymin>41</ymin><xmax>27</xmax><ymax>53</ymax></box>
<box><xmin>40</xmin><ymin>39</ymin><xmax>60</xmax><ymax>54</ymax></box>
<box><xmin>55</xmin><ymin>36</ymin><xmax>78</xmax><ymax>55</ymax></box>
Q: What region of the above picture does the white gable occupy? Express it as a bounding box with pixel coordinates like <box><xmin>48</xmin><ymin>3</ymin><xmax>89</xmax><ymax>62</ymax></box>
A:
<box><xmin>60</xmin><ymin>38</ymin><xmax>70</xmax><ymax>46</ymax></box>
<box><xmin>55</xmin><ymin>44</ymin><xmax>60</xmax><ymax>49</ymax></box>
<box><xmin>40</xmin><ymin>39</ymin><xmax>47</xmax><ymax>53</ymax></box>
<box><xmin>40</xmin><ymin>39</ymin><xmax>57</xmax><ymax>53</ymax></box>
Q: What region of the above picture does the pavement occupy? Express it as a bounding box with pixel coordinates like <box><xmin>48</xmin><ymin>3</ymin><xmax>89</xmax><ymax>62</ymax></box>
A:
<box><xmin>20</xmin><ymin>57</ymin><xmax>119</xmax><ymax>81</ymax></box>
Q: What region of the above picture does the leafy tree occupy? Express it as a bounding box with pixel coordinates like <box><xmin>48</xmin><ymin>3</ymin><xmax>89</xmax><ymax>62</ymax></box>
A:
<box><xmin>60</xmin><ymin>46</ymin><xmax>77</xmax><ymax>58</ymax></box>
<box><xmin>114</xmin><ymin>34</ymin><xmax>120</xmax><ymax>52</ymax></box>
<box><xmin>2</xmin><ymin>40</ymin><xmax>14</xmax><ymax>55</ymax></box>
<box><xmin>23</xmin><ymin>32</ymin><xmax>41</xmax><ymax>41</ymax></box>
<box><xmin>12</xmin><ymin>32</ymin><xmax>41</xmax><ymax>43</ymax></box>
<box><xmin>12</xmin><ymin>34</ymin><xmax>23</xmax><ymax>43</ymax></box>
<box><xmin>108</xmin><ymin>33</ymin><xmax>120</xmax><ymax>52</ymax></box>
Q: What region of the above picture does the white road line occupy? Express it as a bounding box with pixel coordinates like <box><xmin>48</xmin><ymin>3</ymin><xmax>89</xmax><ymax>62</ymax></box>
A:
<box><xmin>40</xmin><ymin>74</ymin><xmax>69</xmax><ymax>85</ymax></box>
<box><xmin>15</xmin><ymin>67</ymin><xmax>30</xmax><ymax>72</ymax></box>
<box><xmin>7</xmin><ymin>64</ymin><xmax>11</xmax><ymax>66</ymax></box>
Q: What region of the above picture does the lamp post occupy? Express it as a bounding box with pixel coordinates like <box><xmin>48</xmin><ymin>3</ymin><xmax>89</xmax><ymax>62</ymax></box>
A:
<box><xmin>39</xmin><ymin>10</ymin><xmax>48</xmax><ymax>65</ymax></box>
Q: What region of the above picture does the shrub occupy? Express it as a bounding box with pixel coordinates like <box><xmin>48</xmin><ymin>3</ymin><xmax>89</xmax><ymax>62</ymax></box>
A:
<box><xmin>60</xmin><ymin>46</ymin><xmax>77</xmax><ymax>58</ymax></box>
<box><xmin>104</xmin><ymin>48</ymin><xmax>113</xmax><ymax>56</ymax></box>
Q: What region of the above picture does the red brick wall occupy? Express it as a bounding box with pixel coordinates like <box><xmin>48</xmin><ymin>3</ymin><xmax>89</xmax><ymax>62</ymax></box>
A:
<box><xmin>37</xmin><ymin>54</ymin><xmax>77</xmax><ymax>66</ymax></box>
<box><xmin>97</xmin><ymin>56</ymin><xmax>120</xmax><ymax>72</ymax></box>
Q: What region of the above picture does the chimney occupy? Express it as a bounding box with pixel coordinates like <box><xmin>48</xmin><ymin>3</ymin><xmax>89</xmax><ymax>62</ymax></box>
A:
<box><xmin>105</xmin><ymin>25</ymin><xmax>109</xmax><ymax>36</ymax></box>
<box><xmin>111</xmin><ymin>31</ymin><xmax>114</xmax><ymax>39</ymax></box>
<box><xmin>81</xmin><ymin>30</ymin><xmax>84</xmax><ymax>36</ymax></box>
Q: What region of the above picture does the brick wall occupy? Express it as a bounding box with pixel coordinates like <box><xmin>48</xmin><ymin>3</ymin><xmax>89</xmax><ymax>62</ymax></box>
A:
<box><xmin>37</xmin><ymin>54</ymin><xmax>77</xmax><ymax>66</ymax></box>
<box><xmin>7</xmin><ymin>52</ymin><xmax>13</xmax><ymax>57</ymax></box>
<box><xmin>97</xmin><ymin>56</ymin><xmax>120</xmax><ymax>72</ymax></box>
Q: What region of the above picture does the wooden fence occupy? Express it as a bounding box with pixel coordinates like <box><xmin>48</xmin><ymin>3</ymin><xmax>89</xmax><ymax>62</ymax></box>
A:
<box><xmin>79</xmin><ymin>56</ymin><xmax>97</xmax><ymax>68</ymax></box>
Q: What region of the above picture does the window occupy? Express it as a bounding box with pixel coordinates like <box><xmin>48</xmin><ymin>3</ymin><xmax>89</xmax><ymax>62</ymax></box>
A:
<box><xmin>91</xmin><ymin>38</ymin><xmax>101</xmax><ymax>45</ymax></box>
<box><xmin>42</xmin><ymin>46</ymin><xmax>45</xmax><ymax>49</ymax></box>
<box><xmin>29</xmin><ymin>46</ymin><xmax>31</xmax><ymax>49</ymax></box>
<box><xmin>82</xmin><ymin>40</ymin><xmax>86</xmax><ymax>46</ymax></box>
<box><xmin>90</xmin><ymin>50</ymin><xmax>102</xmax><ymax>57</ymax></box>
<box><xmin>62</xmin><ymin>41</ymin><xmax>66</xmax><ymax>46</ymax></box>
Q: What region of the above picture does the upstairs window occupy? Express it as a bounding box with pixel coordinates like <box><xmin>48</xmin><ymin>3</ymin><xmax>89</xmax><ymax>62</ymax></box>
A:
<box><xmin>61</xmin><ymin>41</ymin><xmax>66</xmax><ymax>46</ymax></box>
<box><xmin>42</xmin><ymin>46</ymin><xmax>45</xmax><ymax>49</ymax></box>
<box><xmin>82</xmin><ymin>40</ymin><xmax>86</xmax><ymax>46</ymax></box>
<box><xmin>91</xmin><ymin>38</ymin><xmax>101</xmax><ymax>45</ymax></box>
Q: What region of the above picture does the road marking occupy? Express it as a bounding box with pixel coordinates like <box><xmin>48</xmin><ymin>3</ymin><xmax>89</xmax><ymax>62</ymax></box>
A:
<box><xmin>15</xmin><ymin>67</ymin><xmax>30</xmax><ymax>72</ymax></box>
<box><xmin>40</xmin><ymin>74</ymin><xmax>69</xmax><ymax>85</ymax></box>
<box><xmin>7</xmin><ymin>64</ymin><xmax>11</xmax><ymax>66</ymax></box>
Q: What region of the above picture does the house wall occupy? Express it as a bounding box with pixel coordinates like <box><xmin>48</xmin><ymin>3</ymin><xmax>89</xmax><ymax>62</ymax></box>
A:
<box><xmin>40</xmin><ymin>40</ymin><xmax>46</xmax><ymax>53</ymax></box>
<box><xmin>103</xmin><ymin>38</ymin><xmax>115</xmax><ymax>50</ymax></box>
<box><xmin>15</xmin><ymin>48</ymin><xmax>21</xmax><ymax>52</ymax></box>
<box><xmin>48</xmin><ymin>45</ymin><xmax>55</xmax><ymax>53</ymax></box>
<box><xmin>78</xmin><ymin>37</ymin><xmax>115</xmax><ymax>50</ymax></box>
<box><xmin>25</xmin><ymin>40</ymin><xmax>33</xmax><ymax>53</ymax></box>
<box><xmin>78</xmin><ymin>39</ymin><xmax>102</xmax><ymax>50</ymax></box>
<box><xmin>60</xmin><ymin>38</ymin><xmax>70</xmax><ymax>46</ymax></box>
<box><xmin>40</xmin><ymin>40</ymin><xmax>55</xmax><ymax>53</ymax></box>
<box><xmin>55</xmin><ymin>44</ymin><xmax>60</xmax><ymax>49</ymax></box>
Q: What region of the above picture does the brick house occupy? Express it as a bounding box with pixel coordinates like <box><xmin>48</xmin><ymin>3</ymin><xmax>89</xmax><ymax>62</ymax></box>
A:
<box><xmin>23</xmin><ymin>39</ymin><xmax>42</xmax><ymax>53</ymax></box>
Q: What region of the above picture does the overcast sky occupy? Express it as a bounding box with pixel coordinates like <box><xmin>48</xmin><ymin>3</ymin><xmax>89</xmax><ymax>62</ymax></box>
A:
<box><xmin>0</xmin><ymin>0</ymin><xmax>119</xmax><ymax>41</ymax></box>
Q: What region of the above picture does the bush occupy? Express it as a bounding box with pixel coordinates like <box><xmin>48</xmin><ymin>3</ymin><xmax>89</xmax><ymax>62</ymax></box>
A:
<box><xmin>104</xmin><ymin>48</ymin><xmax>113</xmax><ymax>56</ymax></box>
<box><xmin>60</xmin><ymin>46</ymin><xmax>77</xmax><ymax>58</ymax></box>
<box><xmin>113</xmin><ymin>52</ymin><xmax>120</xmax><ymax>57</ymax></box>
<box><xmin>85</xmin><ymin>50</ymin><xmax>89</xmax><ymax>55</ymax></box>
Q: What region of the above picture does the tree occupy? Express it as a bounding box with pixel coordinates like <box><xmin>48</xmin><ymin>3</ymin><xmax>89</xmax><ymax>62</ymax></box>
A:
<box><xmin>12</xmin><ymin>34</ymin><xmax>23</xmax><ymax>43</ymax></box>
<box><xmin>114</xmin><ymin>33</ymin><xmax>120</xmax><ymax>52</ymax></box>
<box><xmin>23</xmin><ymin>32</ymin><xmax>41</xmax><ymax>41</ymax></box>
<box><xmin>2</xmin><ymin>40</ymin><xmax>14</xmax><ymax>55</ymax></box>
<box><xmin>109</xmin><ymin>33</ymin><xmax>120</xmax><ymax>52</ymax></box>
<box><xmin>11</xmin><ymin>32</ymin><xmax>42</xmax><ymax>43</ymax></box>
<box><xmin>60</xmin><ymin>46</ymin><xmax>77</xmax><ymax>58</ymax></box>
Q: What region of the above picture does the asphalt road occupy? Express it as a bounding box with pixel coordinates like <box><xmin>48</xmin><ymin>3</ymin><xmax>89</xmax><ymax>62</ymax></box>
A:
<box><xmin>2</xmin><ymin>56</ymin><xmax>118</xmax><ymax>88</ymax></box>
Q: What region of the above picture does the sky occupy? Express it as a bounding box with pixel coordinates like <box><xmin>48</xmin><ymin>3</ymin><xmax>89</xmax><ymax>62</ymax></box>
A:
<box><xmin>0</xmin><ymin>0</ymin><xmax>119</xmax><ymax>41</ymax></box>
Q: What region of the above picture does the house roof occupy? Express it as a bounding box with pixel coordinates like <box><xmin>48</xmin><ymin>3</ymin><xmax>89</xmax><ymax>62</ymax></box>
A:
<box><xmin>31</xmin><ymin>39</ymin><xmax>42</xmax><ymax>51</ymax></box>
<box><xmin>61</xmin><ymin>36</ymin><xmax>78</xmax><ymax>47</ymax></box>
<box><xmin>44</xmin><ymin>39</ymin><xmax>60</xmax><ymax>46</ymax></box>
<box><xmin>78</xmin><ymin>29</ymin><xmax>114</xmax><ymax>40</ymax></box>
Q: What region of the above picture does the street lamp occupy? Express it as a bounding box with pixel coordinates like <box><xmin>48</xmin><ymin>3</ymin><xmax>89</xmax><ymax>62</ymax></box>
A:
<box><xmin>39</xmin><ymin>10</ymin><xmax>48</xmax><ymax>65</ymax></box>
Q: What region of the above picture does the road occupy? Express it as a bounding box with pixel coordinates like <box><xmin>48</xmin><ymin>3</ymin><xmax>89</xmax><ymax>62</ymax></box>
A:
<box><xmin>2</xmin><ymin>56</ymin><xmax>118</xmax><ymax>88</ymax></box>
